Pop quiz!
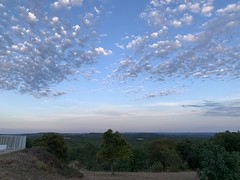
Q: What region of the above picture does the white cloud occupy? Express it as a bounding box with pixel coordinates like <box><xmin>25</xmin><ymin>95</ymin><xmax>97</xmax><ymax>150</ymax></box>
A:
<box><xmin>178</xmin><ymin>4</ymin><xmax>187</xmax><ymax>11</ymax></box>
<box><xmin>175</xmin><ymin>34</ymin><xmax>196</xmax><ymax>42</ymax></box>
<box><xmin>28</xmin><ymin>12</ymin><xmax>37</xmax><ymax>22</ymax></box>
<box><xmin>115</xmin><ymin>43</ymin><xmax>124</xmax><ymax>49</ymax></box>
<box><xmin>217</xmin><ymin>3</ymin><xmax>240</xmax><ymax>14</ymax></box>
<box><xmin>172</xmin><ymin>19</ymin><xmax>182</xmax><ymax>27</ymax></box>
<box><xmin>83</xmin><ymin>13</ymin><xmax>94</xmax><ymax>26</ymax></box>
<box><xmin>201</xmin><ymin>5</ymin><xmax>214</xmax><ymax>16</ymax></box>
<box><xmin>94</xmin><ymin>6</ymin><xmax>100</xmax><ymax>14</ymax></box>
<box><xmin>51</xmin><ymin>0</ymin><xmax>83</xmax><ymax>9</ymax></box>
<box><xmin>150</xmin><ymin>32</ymin><xmax>158</xmax><ymax>38</ymax></box>
<box><xmin>94</xmin><ymin>47</ymin><xmax>112</xmax><ymax>56</ymax></box>
<box><xmin>181</xmin><ymin>13</ymin><xmax>193</xmax><ymax>25</ymax></box>
<box><xmin>54</xmin><ymin>32</ymin><xmax>61</xmax><ymax>39</ymax></box>
<box><xmin>126</xmin><ymin>36</ymin><xmax>144</xmax><ymax>49</ymax></box>
<box><xmin>145</xmin><ymin>89</ymin><xmax>183</xmax><ymax>99</ymax></box>
<box><xmin>11</xmin><ymin>44</ymin><xmax>19</xmax><ymax>50</ymax></box>
<box><xmin>52</xmin><ymin>16</ymin><xmax>59</xmax><ymax>23</ymax></box>
<box><xmin>189</xmin><ymin>3</ymin><xmax>200</xmax><ymax>13</ymax></box>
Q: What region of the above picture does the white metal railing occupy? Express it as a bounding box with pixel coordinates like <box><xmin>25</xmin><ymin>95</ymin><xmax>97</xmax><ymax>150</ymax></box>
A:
<box><xmin>0</xmin><ymin>135</ymin><xmax>26</xmax><ymax>151</ymax></box>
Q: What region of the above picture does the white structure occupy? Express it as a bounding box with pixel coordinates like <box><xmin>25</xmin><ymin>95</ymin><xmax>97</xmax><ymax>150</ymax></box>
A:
<box><xmin>0</xmin><ymin>145</ymin><xmax>7</xmax><ymax>152</ymax></box>
<box><xmin>0</xmin><ymin>135</ymin><xmax>26</xmax><ymax>152</ymax></box>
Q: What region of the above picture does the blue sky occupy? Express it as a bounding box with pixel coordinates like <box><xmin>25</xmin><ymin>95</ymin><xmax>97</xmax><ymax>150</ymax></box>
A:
<box><xmin>0</xmin><ymin>0</ymin><xmax>240</xmax><ymax>133</ymax></box>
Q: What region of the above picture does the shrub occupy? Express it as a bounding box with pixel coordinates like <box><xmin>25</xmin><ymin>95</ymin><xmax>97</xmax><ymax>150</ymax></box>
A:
<box><xmin>33</xmin><ymin>133</ymin><xmax>68</xmax><ymax>161</ymax></box>
<box><xmin>150</xmin><ymin>161</ymin><xmax>164</xmax><ymax>172</ymax></box>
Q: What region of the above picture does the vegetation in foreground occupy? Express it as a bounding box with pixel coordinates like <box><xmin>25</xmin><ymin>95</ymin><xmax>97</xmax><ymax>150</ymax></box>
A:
<box><xmin>26</xmin><ymin>130</ymin><xmax>240</xmax><ymax>180</ymax></box>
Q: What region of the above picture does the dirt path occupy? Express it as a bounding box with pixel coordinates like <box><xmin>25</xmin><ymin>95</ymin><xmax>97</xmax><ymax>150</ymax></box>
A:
<box><xmin>81</xmin><ymin>171</ymin><xmax>199</xmax><ymax>180</ymax></box>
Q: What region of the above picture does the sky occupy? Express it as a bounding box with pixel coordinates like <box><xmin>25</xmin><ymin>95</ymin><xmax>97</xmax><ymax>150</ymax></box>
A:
<box><xmin>0</xmin><ymin>0</ymin><xmax>240</xmax><ymax>134</ymax></box>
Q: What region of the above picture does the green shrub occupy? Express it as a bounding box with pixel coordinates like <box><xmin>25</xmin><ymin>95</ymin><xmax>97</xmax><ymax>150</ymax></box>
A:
<box><xmin>150</xmin><ymin>161</ymin><xmax>164</xmax><ymax>172</ymax></box>
<box><xmin>33</xmin><ymin>133</ymin><xmax>68</xmax><ymax>161</ymax></box>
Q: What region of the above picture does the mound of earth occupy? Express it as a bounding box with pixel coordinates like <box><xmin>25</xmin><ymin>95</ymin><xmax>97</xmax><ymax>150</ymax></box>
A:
<box><xmin>0</xmin><ymin>148</ymin><xmax>83</xmax><ymax>180</ymax></box>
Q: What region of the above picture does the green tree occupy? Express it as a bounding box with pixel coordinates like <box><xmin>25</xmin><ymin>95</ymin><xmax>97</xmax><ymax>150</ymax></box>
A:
<box><xmin>33</xmin><ymin>133</ymin><xmax>68</xmax><ymax>161</ymax></box>
<box><xmin>148</xmin><ymin>138</ymin><xmax>183</xmax><ymax>171</ymax></box>
<box><xmin>197</xmin><ymin>143</ymin><xmax>240</xmax><ymax>180</ymax></box>
<box><xmin>97</xmin><ymin>129</ymin><xmax>133</xmax><ymax>175</ymax></box>
<box><xmin>70</xmin><ymin>143</ymin><xmax>99</xmax><ymax>170</ymax></box>
<box><xmin>130</xmin><ymin>144</ymin><xmax>149</xmax><ymax>171</ymax></box>
<box><xmin>177</xmin><ymin>139</ymin><xmax>201</xmax><ymax>170</ymax></box>
<box><xmin>211</xmin><ymin>131</ymin><xmax>240</xmax><ymax>152</ymax></box>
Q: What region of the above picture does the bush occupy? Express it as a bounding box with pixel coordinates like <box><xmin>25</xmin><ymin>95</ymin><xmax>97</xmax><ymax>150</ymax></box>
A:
<box><xmin>33</xmin><ymin>133</ymin><xmax>68</xmax><ymax>161</ymax></box>
<box><xmin>148</xmin><ymin>138</ymin><xmax>183</xmax><ymax>171</ymax></box>
<box><xmin>150</xmin><ymin>161</ymin><xmax>164</xmax><ymax>172</ymax></box>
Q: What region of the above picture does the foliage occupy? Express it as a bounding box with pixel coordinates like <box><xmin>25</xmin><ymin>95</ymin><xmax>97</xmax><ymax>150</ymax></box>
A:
<box><xmin>177</xmin><ymin>139</ymin><xmax>204</xmax><ymax>170</ymax></box>
<box><xmin>148</xmin><ymin>138</ymin><xmax>183</xmax><ymax>171</ymax></box>
<box><xmin>210</xmin><ymin>131</ymin><xmax>240</xmax><ymax>152</ymax></box>
<box><xmin>69</xmin><ymin>142</ymin><xmax>99</xmax><ymax>170</ymax></box>
<box><xmin>26</xmin><ymin>137</ymin><xmax>33</xmax><ymax>148</ymax></box>
<box><xmin>129</xmin><ymin>145</ymin><xmax>150</xmax><ymax>171</ymax></box>
<box><xmin>197</xmin><ymin>143</ymin><xmax>240</xmax><ymax>180</ymax></box>
<box><xmin>97</xmin><ymin>129</ymin><xmax>133</xmax><ymax>175</ymax></box>
<box><xmin>150</xmin><ymin>161</ymin><xmax>164</xmax><ymax>172</ymax></box>
<box><xmin>33</xmin><ymin>133</ymin><xmax>68</xmax><ymax>161</ymax></box>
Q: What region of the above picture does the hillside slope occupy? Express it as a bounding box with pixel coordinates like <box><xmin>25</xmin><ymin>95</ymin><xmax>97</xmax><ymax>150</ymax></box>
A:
<box><xmin>0</xmin><ymin>149</ymin><xmax>83</xmax><ymax>180</ymax></box>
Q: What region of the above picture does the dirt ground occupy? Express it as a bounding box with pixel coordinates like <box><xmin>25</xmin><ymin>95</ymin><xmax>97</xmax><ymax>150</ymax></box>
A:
<box><xmin>81</xmin><ymin>171</ymin><xmax>199</xmax><ymax>180</ymax></box>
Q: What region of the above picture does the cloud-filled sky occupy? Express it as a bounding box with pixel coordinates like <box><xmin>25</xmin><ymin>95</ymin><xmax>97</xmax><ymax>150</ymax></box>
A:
<box><xmin>0</xmin><ymin>0</ymin><xmax>240</xmax><ymax>133</ymax></box>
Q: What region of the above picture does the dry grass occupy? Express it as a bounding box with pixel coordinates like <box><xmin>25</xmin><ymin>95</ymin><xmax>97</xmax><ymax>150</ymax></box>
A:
<box><xmin>81</xmin><ymin>171</ymin><xmax>199</xmax><ymax>180</ymax></box>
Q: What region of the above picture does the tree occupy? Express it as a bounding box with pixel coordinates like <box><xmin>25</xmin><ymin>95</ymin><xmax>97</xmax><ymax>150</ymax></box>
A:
<box><xmin>70</xmin><ymin>143</ymin><xmax>99</xmax><ymax>170</ymax></box>
<box><xmin>197</xmin><ymin>143</ymin><xmax>240</xmax><ymax>180</ymax></box>
<box><xmin>148</xmin><ymin>138</ymin><xmax>183</xmax><ymax>171</ymax></box>
<box><xmin>177</xmin><ymin>139</ymin><xmax>200</xmax><ymax>170</ymax></box>
<box><xmin>33</xmin><ymin>133</ymin><xmax>68</xmax><ymax>161</ymax></box>
<box><xmin>130</xmin><ymin>144</ymin><xmax>149</xmax><ymax>171</ymax></box>
<box><xmin>210</xmin><ymin>131</ymin><xmax>240</xmax><ymax>152</ymax></box>
<box><xmin>97</xmin><ymin>129</ymin><xmax>133</xmax><ymax>175</ymax></box>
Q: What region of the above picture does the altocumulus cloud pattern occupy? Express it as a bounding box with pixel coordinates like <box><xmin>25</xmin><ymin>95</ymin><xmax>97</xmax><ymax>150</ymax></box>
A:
<box><xmin>0</xmin><ymin>0</ymin><xmax>240</xmax><ymax>98</ymax></box>
<box><xmin>0</xmin><ymin>0</ymin><xmax>111</xmax><ymax>97</ymax></box>
<box><xmin>113</xmin><ymin>0</ymin><xmax>240</xmax><ymax>95</ymax></box>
